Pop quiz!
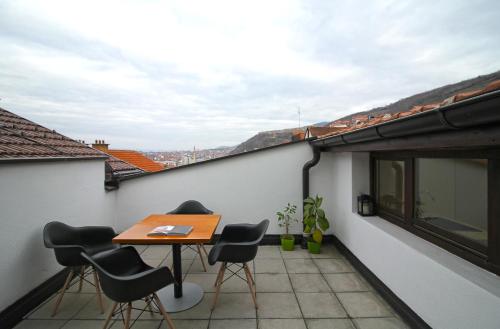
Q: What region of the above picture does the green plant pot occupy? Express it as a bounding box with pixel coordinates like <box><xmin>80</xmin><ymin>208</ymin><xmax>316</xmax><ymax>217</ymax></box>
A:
<box><xmin>281</xmin><ymin>236</ymin><xmax>295</xmax><ymax>251</ymax></box>
<box><xmin>307</xmin><ymin>241</ymin><xmax>321</xmax><ymax>254</ymax></box>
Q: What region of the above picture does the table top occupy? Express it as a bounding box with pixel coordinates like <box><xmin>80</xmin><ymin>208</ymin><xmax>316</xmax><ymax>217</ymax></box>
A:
<box><xmin>113</xmin><ymin>214</ymin><xmax>221</xmax><ymax>245</ymax></box>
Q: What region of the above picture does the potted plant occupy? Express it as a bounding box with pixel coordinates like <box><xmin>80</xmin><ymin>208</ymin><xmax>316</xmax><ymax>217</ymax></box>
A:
<box><xmin>303</xmin><ymin>195</ymin><xmax>329</xmax><ymax>254</ymax></box>
<box><xmin>277</xmin><ymin>203</ymin><xmax>298</xmax><ymax>251</ymax></box>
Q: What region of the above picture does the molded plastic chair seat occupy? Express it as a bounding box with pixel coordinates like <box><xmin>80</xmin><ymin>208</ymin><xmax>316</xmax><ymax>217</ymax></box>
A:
<box><xmin>82</xmin><ymin>247</ymin><xmax>176</xmax><ymax>329</ymax></box>
<box><xmin>43</xmin><ymin>221</ymin><xmax>119</xmax><ymax>316</ymax></box>
<box><xmin>167</xmin><ymin>200</ymin><xmax>213</xmax><ymax>272</ymax></box>
<box><xmin>208</xmin><ymin>219</ymin><xmax>269</xmax><ymax>310</ymax></box>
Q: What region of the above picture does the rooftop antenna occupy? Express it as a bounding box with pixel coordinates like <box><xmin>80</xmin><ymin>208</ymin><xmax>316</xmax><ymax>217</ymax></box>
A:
<box><xmin>297</xmin><ymin>106</ymin><xmax>301</xmax><ymax>128</ymax></box>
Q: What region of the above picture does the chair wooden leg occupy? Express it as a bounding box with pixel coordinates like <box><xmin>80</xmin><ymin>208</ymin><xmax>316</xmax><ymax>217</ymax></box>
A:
<box><xmin>201</xmin><ymin>244</ymin><xmax>209</xmax><ymax>257</ymax></box>
<box><xmin>196</xmin><ymin>244</ymin><xmax>207</xmax><ymax>272</ymax></box>
<box><xmin>51</xmin><ymin>269</ymin><xmax>74</xmax><ymax>317</ymax></box>
<box><xmin>243</xmin><ymin>263</ymin><xmax>258</xmax><ymax>309</ymax></box>
<box><xmin>212</xmin><ymin>262</ymin><xmax>226</xmax><ymax>310</ymax></box>
<box><xmin>153</xmin><ymin>293</ymin><xmax>176</xmax><ymax>329</ymax></box>
<box><xmin>93</xmin><ymin>269</ymin><xmax>105</xmax><ymax>314</ymax></box>
<box><xmin>124</xmin><ymin>302</ymin><xmax>132</xmax><ymax>329</ymax></box>
<box><xmin>102</xmin><ymin>301</ymin><xmax>117</xmax><ymax>329</ymax></box>
<box><xmin>213</xmin><ymin>262</ymin><xmax>225</xmax><ymax>287</ymax></box>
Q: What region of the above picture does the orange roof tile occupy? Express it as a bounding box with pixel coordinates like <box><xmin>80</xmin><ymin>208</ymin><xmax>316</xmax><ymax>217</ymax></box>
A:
<box><xmin>106</xmin><ymin>150</ymin><xmax>164</xmax><ymax>172</ymax></box>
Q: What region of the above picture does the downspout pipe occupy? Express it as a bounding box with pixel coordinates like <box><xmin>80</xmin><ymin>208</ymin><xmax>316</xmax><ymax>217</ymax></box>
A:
<box><xmin>301</xmin><ymin>145</ymin><xmax>321</xmax><ymax>248</ymax></box>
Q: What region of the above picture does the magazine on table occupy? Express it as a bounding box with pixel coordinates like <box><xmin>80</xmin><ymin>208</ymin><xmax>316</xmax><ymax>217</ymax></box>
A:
<box><xmin>147</xmin><ymin>225</ymin><xmax>193</xmax><ymax>236</ymax></box>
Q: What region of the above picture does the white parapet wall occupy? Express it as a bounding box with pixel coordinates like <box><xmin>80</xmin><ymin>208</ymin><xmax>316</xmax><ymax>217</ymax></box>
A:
<box><xmin>113</xmin><ymin>142</ymin><xmax>333</xmax><ymax>235</ymax></box>
<box><xmin>0</xmin><ymin>159</ymin><xmax>113</xmax><ymax>311</ymax></box>
<box><xmin>326</xmin><ymin>151</ymin><xmax>500</xmax><ymax>329</ymax></box>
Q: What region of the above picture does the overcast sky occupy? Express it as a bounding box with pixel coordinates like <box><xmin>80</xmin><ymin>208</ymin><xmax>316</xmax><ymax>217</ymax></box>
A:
<box><xmin>1</xmin><ymin>0</ymin><xmax>499</xmax><ymax>150</ymax></box>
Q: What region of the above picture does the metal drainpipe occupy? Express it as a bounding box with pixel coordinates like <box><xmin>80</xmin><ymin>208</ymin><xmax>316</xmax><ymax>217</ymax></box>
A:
<box><xmin>301</xmin><ymin>145</ymin><xmax>321</xmax><ymax>248</ymax></box>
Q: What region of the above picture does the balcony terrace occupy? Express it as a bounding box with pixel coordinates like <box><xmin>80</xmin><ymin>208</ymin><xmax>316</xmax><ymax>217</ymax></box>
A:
<box><xmin>2</xmin><ymin>85</ymin><xmax>500</xmax><ymax>329</ymax></box>
<box><xmin>16</xmin><ymin>244</ymin><xmax>408</xmax><ymax>329</ymax></box>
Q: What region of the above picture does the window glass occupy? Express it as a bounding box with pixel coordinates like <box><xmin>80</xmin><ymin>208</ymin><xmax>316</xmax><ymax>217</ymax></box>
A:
<box><xmin>376</xmin><ymin>160</ymin><xmax>405</xmax><ymax>217</ymax></box>
<box><xmin>415</xmin><ymin>158</ymin><xmax>488</xmax><ymax>247</ymax></box>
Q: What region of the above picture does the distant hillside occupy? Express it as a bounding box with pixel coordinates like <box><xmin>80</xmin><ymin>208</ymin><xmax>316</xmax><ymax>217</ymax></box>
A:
<box><xmin>333</xmin><ymin>70</ymin><xmax>500</xmax><ymax>122</ymax></box>
<box><xmin>229</xmin><ymin>128</ymin><xmax>299</xmax><ymax>155</ymax></box>
<box><xmin>231</xmin><ymin>70</ymin><xmax>500</xmax><ymax>154</ymax></box>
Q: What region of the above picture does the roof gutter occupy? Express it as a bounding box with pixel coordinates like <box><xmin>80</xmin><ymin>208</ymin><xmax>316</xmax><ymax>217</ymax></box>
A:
<box><xmin>312</xmin><ymin>89</ymin><xmax>500</xmax><ymax>148</ymax></box>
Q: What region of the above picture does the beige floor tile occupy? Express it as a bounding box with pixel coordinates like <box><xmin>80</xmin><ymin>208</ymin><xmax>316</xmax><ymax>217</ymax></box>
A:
<box><xmin>258</xmin><ymin>318</ymin><xmax>307</xmax><ymax>329</ymax></box>
<box><xmin>254</xmin><ymin>259</ymin><xmax>286</xmax><ymax>274</ymax></box>
<box><xmin>284</xmin><ymin>259</ymin><xmax>319</xmax><ymax>274</ymax></box>
<box><xmin>255</xmin><ymin>274</ymin><xmax>292</xmax><ymax>292</ymax></box>
<box><xmin>61</xmin><ymin>319</ymin><xmax>114</xmax><ymax>329</ymax></box>
<box><xmin>170</xmin><ymin>293</ymin><xmax>213</xmax><ymax>319</ymax></box>
<box><xmin>296</xmin><ymin>293</ymin><xmax>347</xmax><ymax>318</ymax></box>
<box><xmin>144</xmin><ymin>257</ymin><xmax>167</xmax><ymax>268</ymax></box>
<box><xmin>337</xmin><ymin>292</ymin><xmax>392</xmax><ymax>318</ymax></box>
<box><xmin>211</xmin><ymin>293</ymin><xmax>256</xmax><ymax>319</ymax></box>
<box><xmin>306</xmin><ymin>318</ymin><xmax>355</xmax><ymax>329</ymax></box>
<box><xmin>280</xmin><ymin>248</ymin><xmax>311</xmax><ymax>259</ymax></box>
<box><xmin>256</xmin><ymin>293</ymin><xmax>301</xmax><ymax>319</ymax></box>
<box><xmin>14</xmin><ymin>319</ymin><xmax>66</xmax><ymax>329</ymax></box>
<box><xmin>289</xmin><ymin>274</ymin><xmax>330</xmax><ymax>293</ymax></box>
<box><xmin>324</xmin><ymin>273</ymin><xmax>369</xmax><ymax>292</ymax></box>
<box><xmin>313</xmin><ymin>259</ymin><xmax>354</xmax><ymax>273</ymax></box>
<box><xmin>209</xmin><ymin>318</ymin><xmax>256</xmax><ymax>329</ymax></box>
<box><xmin>185</xmin><ymin>273</ymin><xmax>218</xmax><ymax>292</ymax></box>
<box><xmin>256</xmin><ymin>246</ymin><xmax>282</xmax><ymax>259</ymax></box>
<box><xmin>309</xmin><ymin>245</ymin><xmax>343</xmax><ymax>259</ymax></box>
<box><xmin>141</xmin><ymin>246</ymin><xmax>170</xmax><ymax>259</ymax></box>
<box><xmin>116</xmin><ymin>319</ymin><xmax>162</xmax><ymax>329</ymax></box>
<box><xmin>74</xmin><ymin>294</ymin><xmax>112</xmax><ymax>319</ymax></box>
<box><xmin>28</xmin><ymin>293</ymin><xmax>94</xmax><ymax>319</ymax></box>
<box><xmin>172</xmin><ymin>319</ymin><xmax>209</xmax><ymax>329</ymax></box>
<box><xmin>189</xmin><ymin>258</ymin><xmax>220</xmax><ymax>273</ymax></box>
<box><xmin>353</xmin><ymin>317</ymin><xmax>409</xmax><ymax>329</ymax></box>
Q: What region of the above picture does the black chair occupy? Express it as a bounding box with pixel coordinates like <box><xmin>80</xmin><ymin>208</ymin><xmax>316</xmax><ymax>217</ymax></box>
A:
<box><xmin>43</xmin><ymin>221</ymin><xmax>119</xmax><ymax>316</ymax></box>
<box><xmin>81</xmin><ymin>247</ymin><xmax>176</xmax><ymax>329</ymax></box>
<box><xmin>208</xmin><ymin>219</ymin><xmax>269</xmax><ymax>310</ymax></box>
<box><xmin>167</xmin><ymin>200</ymin><xmax>213</xmax><ymax>272</ymax></box>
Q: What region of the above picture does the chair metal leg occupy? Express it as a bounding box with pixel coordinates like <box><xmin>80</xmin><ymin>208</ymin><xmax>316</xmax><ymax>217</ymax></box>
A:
<box><xmin>196</xmin><ymin>244</ymin><xmax>207</xmax><ymax>272</ymax></box>
<box><xmin>145</xmin><ymin>296</ymin><xmax>154</xmax><ymax>315</ymax></box>
<box><xmin>51</xmin><ymin>269</ymin><xmax>74</xmax><ymax>317</ymax></box>
<box><xmin>93</xmin><ymin>269</ymin><xmax>105</xmax><ymax>314</ymax></box>
<box><xmin>153</xmin><ymin>293</ymin><xmax>176</xmax><ymax>329</ymax></box>
<box><xmin>243</xmin><ymin>263</ymin><xmax>258</xmax><ymax>309</ymax></box>
<box><xmin>212</xmin><ymin>262</ymin><xmax>226</xmax><ymax>310</ymax></box>
<box><xmin>124</xmin><ymin>302</ymin><xmax>132</xmax><ymax>329</ymax></box>
<box><xmin>77</xmin><ymin>265</ymin><xmax>85</xmax><ymax>292</ymax></box>
<box><xmin>102</xmin><ymin>302</ymin><xmax>117</xmax><ymax>329</ymax></box>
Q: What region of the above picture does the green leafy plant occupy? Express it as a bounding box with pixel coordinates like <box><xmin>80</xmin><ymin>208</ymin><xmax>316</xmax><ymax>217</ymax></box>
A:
<box><xmin>303</xmin><ymin>195</ymin><xmax>329</xmax><ymax>244</ymax></box>
<box><xmin>277</xmin><ymin>203</ymin><xmax>298</xmax><ymax>239</ymax></box>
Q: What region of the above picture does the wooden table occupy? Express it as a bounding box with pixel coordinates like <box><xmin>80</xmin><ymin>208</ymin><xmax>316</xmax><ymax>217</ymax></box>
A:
<box><xmin>113</xmin><ymin>214</ymin><xmax>221</xmax><ymax>312</ymax></box>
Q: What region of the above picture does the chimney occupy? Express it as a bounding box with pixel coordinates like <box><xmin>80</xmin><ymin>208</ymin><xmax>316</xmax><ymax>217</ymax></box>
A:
<box><xmin>92</xmin><ymin>139</ymin><xmax>109</xmax><ymax>152</ymax></box>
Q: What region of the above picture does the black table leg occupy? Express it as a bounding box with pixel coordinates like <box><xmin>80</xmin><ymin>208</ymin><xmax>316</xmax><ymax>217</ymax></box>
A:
<box><xmin>157</xmin><ymin>243</ymin><xmax>204</xmax><ymax>312</ymax></box>
<box><xmin>172</xmin><ymin>243</ymin><xmax>182</xmax><ymax>298</ymax></box>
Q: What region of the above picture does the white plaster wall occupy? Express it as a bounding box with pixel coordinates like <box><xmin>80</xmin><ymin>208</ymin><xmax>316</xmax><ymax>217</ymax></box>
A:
<box><xmin>0</xmin><ymin>160</ymin><xmax>114</xmax><ymax>311</ymax></box>
<box><xmin>326</xmin><ymin>151</ymin><xmax>500</xmax><ymax>329</ymax></box>
<box><xmin>114</xmin><ymin>142</ymin><xmax>314</xmax><ymax>234</ymax></box>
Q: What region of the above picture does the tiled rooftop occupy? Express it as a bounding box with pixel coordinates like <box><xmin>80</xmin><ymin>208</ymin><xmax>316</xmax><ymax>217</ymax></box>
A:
<box><xmin>106</xmin><ymin>150</ymin><xmax>164</xmax><ymax>173</ymax></box>
<box><xmin>106</xmin><ymin>155</ymin><xmax>144</xmax><ymax>175</ymax></box>
<box><xmin>0</xmin><ymin>108</ymin><xmax>106</xmax><ymax>160</ymax></box>
<box><xmin>17</xmin><ymin>244</ymin><xmax>408</xmax><ymax>329</ymax></box>
<box><xmin>319</xmin><ymin>79</ymin><xmax>500</xmax><ymax>139</ymax></box>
